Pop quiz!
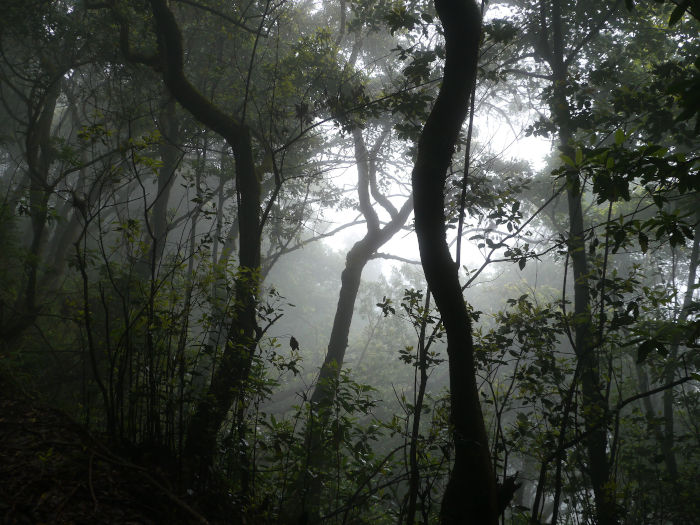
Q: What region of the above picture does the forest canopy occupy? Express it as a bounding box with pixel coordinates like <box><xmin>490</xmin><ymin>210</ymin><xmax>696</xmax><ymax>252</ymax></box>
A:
<box><xmin>0</xmin><ymin>0</ymin><xmax>699</xmax><ymax>524</ymax></box>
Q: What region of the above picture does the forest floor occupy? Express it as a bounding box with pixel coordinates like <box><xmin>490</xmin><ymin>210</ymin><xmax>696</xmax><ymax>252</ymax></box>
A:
<box><xmin>0</xmin><ymin>372</ymin><xmax>217</xmax><ymax>524</ymax></box>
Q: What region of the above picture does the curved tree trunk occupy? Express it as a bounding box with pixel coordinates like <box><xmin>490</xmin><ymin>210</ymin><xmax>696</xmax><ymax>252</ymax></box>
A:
<box><xmin>411</xmin><ymin>1</ymin><xmax>498</xmax><ymax>524</ymax></box>
<box><xmin>2</xmin><ymin>74</ymin><xmax>61</xmax><ymax>345</ymax></box>
<box><xmin>284</xmin><ymin>126</ymin><xmax>412</xmax><ymax>524</ymax></box>
<box><xmin>141</xmin><ymin>0</ymin><xmax>262</xmax><ymax>482</ymax></box>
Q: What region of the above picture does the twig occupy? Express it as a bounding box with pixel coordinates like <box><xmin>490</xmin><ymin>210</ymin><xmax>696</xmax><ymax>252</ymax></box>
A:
<box><xmin>88</xmin><ymin>451</ymin><xmax>98</xmax><ymax>513</ymax></box>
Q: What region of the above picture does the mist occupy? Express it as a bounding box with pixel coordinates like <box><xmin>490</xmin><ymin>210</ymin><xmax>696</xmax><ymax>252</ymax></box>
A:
<box><xmin>1</xmin><ymin>1</ymin><xmax>699</xmax><ymax>524</ymax></box>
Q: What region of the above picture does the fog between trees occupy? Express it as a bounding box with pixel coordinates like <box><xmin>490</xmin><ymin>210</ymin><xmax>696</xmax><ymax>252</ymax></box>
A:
<box><xmin>1</xmin><ymin>0</ymin><xmax>699</xmax><ymax>523</ymax></box>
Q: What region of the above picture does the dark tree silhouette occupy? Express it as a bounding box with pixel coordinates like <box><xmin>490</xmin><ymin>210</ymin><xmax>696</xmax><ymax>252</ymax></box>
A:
<box><xmin>411</xmin><ymin>0</ymin><xmax>499</xmax><ymax>523</ymax></box>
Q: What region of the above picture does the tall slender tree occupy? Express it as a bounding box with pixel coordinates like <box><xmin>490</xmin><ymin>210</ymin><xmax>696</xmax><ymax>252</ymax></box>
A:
<box><xmin>411</xmin><ymin>0</ymin><xmax>499</xmax><ymax>523</ymax></box>
<box><xmin>287</xmin><ymin>123</ymin><xmax>413</xmax><ymax>523</ymax></box>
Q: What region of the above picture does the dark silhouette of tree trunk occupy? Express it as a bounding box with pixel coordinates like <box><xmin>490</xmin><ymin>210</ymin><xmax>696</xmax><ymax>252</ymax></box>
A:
<box><xmin>1</xmin><ymin>72</ymin><xmax>61</xmax><ymax>344</ymax></box>
<box><xmin>138</xmin><ymin>95</ymin><xmax>182</xmax><ymax>276</ymax></box>
<box><xmin>406</xmin><ymin>289</ymin><xmax>432</xmax><ymax>525</ymax></box>
<box><xmin>661</xmin><ymin>213</ymin><xmax>699</xmax><ymax>481</ymax></box>
<box><xmin>411</xmin><ymin>1</ymin><xmax>498</xmax><ymax>524</ymax></box>
<box><xmin>535</xmin><ymin>1</ymin><xmax>619</xmax><ymax>523</ymax></box>
<box><xmin>284</xmin><ymin>125</ymin><xmax>412</xmax><ymax>524</ymax></box>
<box><xmin>120</xmin><ymin>0</ymin><xmax>262</xmax><ymax>482</ymax></box>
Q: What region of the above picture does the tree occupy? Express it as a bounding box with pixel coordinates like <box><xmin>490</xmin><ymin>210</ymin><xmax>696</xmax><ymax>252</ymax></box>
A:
<box><xmin>287</xmin><ymin>122</ymin><xmax>413</xmax><ymax>523</ymax></box>
<box><xmin>0</xmin><ymin>0</ymin><xmax>115</xmax><ymax>343</ymax></box>
<box><xmin>1</xmin><ymin>1</ymin><xmax>699</xmax><ymax>523</ymax></box>
<box><xmin>411</xmin><ymin>0</ymin><xmax>499</xmax><ymax>523</ymax></box>
<box><xmin>480</xmin><ymin>1</ymin><xmax>700</xmax><ymax>522</ymax></box>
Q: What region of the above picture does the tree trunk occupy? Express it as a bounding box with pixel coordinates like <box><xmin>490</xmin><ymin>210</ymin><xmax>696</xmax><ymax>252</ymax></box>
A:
<box><xmin>2</xmin><ymin>76</ymin><xmax>60</xmax><ymax>344</ymax></box>
<box><xmin>143</xmin><ymin>0</ymin><xmax>262</xmax><ymax>481</ymax></box>
<box><xmin>545</xmin><ymin>0</ymin><xmax>617</xmax><ymax>523</ymax></box>
<box><xmin>411</xmin><ymin>1</ymin><xmax>498</xmax><ymax>524</ymax></box>
<box><xmin>662</xmin><ymin>217</ymin><xmax>699</xmax><ymax>481</ymax></box>
<box><xmin>406</xmin><ymin>290</ymin><xmax>432</xmax><ymax>525</ymax></box>
<box><xmin>284</xmin><ymin>126</ymin><xmax>412</xmax><ymax>524</ymax></box>
<box><xmin>145</xmin><ymin>95</ymin><xmax>182</xmax><ymax>271</ymax></box>
<box><xmin>183</xmin><ymin>127</ymin><xmax>260</xmax><ymax>482</ymax></box>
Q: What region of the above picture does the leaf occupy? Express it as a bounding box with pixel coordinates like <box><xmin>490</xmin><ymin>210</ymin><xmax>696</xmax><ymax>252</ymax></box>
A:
<box><xmin>560</xmin><ymin>154</ymin><xmax>575</xmax><ymax>167</ymax></box>
<box><xmin>575</xmin><ymin>147</ymin><xmax>583</xmax><ymax>165</ymax></box>
<box><xmin>669</xmin><ymin>0</ymin><xmax>690</xmax><ymax>26</ymax></box>
<box><xmin>637</xmin><ymin>340</ymin><xmax>655</xmax><ymax>364</ymax></box>
<box><xmin>518</xmin><ymin>258</ymin><xmax>526</xmax><ymax>270</ymax></box>
<box><xmin>652</xmin><ymin>193</ymin><xmax>666</xmax><ymax>208</ymax></box>
<box><xmin>638</xmin><ymin>231</ymin><xmax>649</xmax><ymax>253</ymax></box>
<box><xmin>614</xmin><ymin>128</ymin><xmax>625</xmax><ymax>145</ymax></box>
<box><xmin>637</xmin><ymin>339</ymin><xmax>667</xmax><ymax>364</ymax></box>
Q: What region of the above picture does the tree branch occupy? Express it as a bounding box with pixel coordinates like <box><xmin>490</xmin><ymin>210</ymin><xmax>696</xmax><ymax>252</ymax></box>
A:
<box><xmin>370</xmin><ymin>252</ymin><xmax>421</xmax><ymax>265</ymax></box>
<box><xmin>171</xmin><ymin>0</ymin><xmax>261</xmax><ymax>35</ymax></box>
<box><xmin>564</xmin><ymin>1</ymin><xmax>621</xmax><ymax>67</ymax></box>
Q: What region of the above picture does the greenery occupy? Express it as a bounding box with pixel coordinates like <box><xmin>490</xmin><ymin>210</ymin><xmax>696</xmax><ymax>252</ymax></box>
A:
<box><xmin>0</xmin><ymin>0</ymin><xmax>698</xmax><ymax>523</ymax></box>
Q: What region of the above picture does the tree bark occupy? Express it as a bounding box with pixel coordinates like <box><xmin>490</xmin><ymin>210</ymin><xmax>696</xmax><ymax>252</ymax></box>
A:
<box><xmin>2</xmin><ymin>74</ymin><xmax>61</xmax><ymax>343</ymax></box>
<box><xmin>546</xmin><ymin>0</ymin><xmax>616</xmax><ymax>522</ymax></box>
<box><xmin>406</xmin><ymin>290</ymin><xmax>432</xmax><ymax>525</ymax></box>
<box><xmin>662</xmin><ymin>216</ymin><xmax>700</xmax><ymax>481</ymax></box>
<box><xmin>143</xmin><ymin>0</ymin><xmax>262</xmax><ymax>480</ymax></box>
<box><xmin>411</xmin><ymin>1</ymin><xmax>498</xmax><ymax>524</ymax></box>
<box><xmin>284</xmin><ymin>126</ymin><xmax>412</xmax><ymax>524</ymax></box>
<box><xmin>145</xmin><ymin>95</ymin><xmax>182</xmax><ymax>271</ymax></box>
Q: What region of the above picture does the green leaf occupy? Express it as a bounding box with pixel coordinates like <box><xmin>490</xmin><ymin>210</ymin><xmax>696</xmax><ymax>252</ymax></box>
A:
<box><xmin>575</xmin><ymin>147</ymin><xmax>583</xmax><ymax>165</ymax></box>
<box><xmin>637</xmin><ymin>339</ymin><xmax>667</xmax><ymax>364</ymax></box>
<box><xmin>614</xmin><ymin>128</ymin><xmax>625</xmax><ymax>145</ymax></box>
<box><xmin>560</xmin><ymin>154</ymin><xmax>575</xmax><ymax>167</ymax></box>
<box><xmin>638</xmin><ymin>231</ymin><xmax>649</xmax><ymax>253</ymax></box>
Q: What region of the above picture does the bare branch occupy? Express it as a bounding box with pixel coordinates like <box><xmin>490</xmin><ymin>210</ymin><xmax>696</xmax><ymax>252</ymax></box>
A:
<box><xmin>500</xmin><ymin>68</ymin><xmax>552</xmax><ymax>81</ymax></box>
<box><xmin>353</xmin><ymin>128</ymin><xmax>381</xmax><ymax>232</ymax></box>
<box><xmin>367</xmin><ymin>125</ymin><xmax>398</xmax><ymax>218</ymax></box>
<box><xmin>265</xmin><ymin>219</ymin><xmax>366</xmax><ymax>259</ymax></box>
<box><xmin>370</xmin><ymin>252</ymin><xmax>421</xmax><ymax>265</ymax></box>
